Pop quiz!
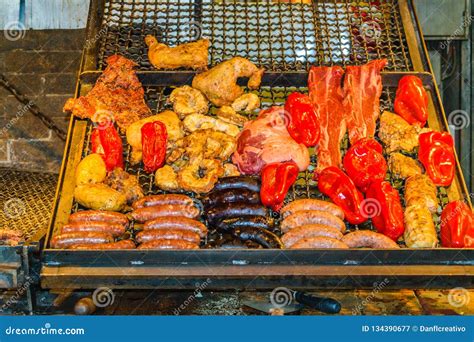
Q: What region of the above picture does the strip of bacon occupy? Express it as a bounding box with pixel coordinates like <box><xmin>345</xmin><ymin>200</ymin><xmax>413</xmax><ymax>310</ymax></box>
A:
<box><xmin>343</xmin><ymin>59</ymin><xmax>387</xmax><ymax>144</ymax></box>
<box><xmin>308</xmin><ymin>66</ymin><xmax>346</xmax><ymax>173</ymax></box>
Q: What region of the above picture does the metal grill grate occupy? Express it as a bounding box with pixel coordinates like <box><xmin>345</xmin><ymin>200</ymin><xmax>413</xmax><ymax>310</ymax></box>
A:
<box><xmin>73</xmin><ymin>81</ymin><xmax>449</xmax><ymax>244</ymax></box>
<box><xmin>97</xmin><ymin>0</ymin><xmax>413</xmax><ymax>71</ymax></box>
<box><xmin>0</xmin><ymin>169</ymin><xmax>57</xmax><ymax>241</ymax></box>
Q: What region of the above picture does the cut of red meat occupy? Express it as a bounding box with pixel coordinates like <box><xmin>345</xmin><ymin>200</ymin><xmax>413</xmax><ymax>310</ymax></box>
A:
<box><xmin>232</xmin><ymin>107</ymin><xmax>310</xmax><ymax>175</ymax></box>
<box><xmin>343</xmin><ymin>59</ymin><xmax>387</xmax><ymax>144</ymax></box>
<box><xmin>308</xmin><ymin>66</ymin><xmax>346</xmax><ymax>173</ymax></box>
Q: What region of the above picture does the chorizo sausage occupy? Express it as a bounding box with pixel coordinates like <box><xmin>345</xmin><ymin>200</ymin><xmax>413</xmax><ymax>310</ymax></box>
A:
<box><xmin>290</xmin><ymin>237</ymin><xmax>349</xmax><ymax>249</ymax></box>
<box><xmin>341</xmin><ymin>230</ymin><xmax>400</xmax><ymax>249</ymax></box>
<box><xmin>138</xmin><ymin>239</ymin><xmax>199</xmax><ymax>250</ymax></box>
<box><xmin>68</xmin><ymin>210</ymin><xmax>129</xmax><ymax>227</ymax></box>
<box><xmin>282</xmin><ymin>224</ymin><xmax>343</xmax><ymax>248</ymax></box>
<box><xmin>70</xmin><ymin>240</ymin><xmax>136</xmax><ymax>250</ymax></box>
<box><xmin>51</xmin><ymin>232</ymin><xmax>113</xmax><ymax>249</ymax></box>
<box><xmin>281</xmin><ymin>210</ymin><xmax>346</xmax><ymax>233</ymax></box>
<box><xmin>143</xmin><ymin>216</ymin><xmax>208</xmax><ymax>237</ymax></box>
<box><xmin>132</xmin><ymin>194</ymin><xmax>195</xmax><ymax>209</ymax></box>
<box><xmin>136</xmin><ymin>229</ymin><xmax>200</xmax><ymax>245</ymax></box>
<box><xmin>131</xmin><ymin>204</ymin><xmax>200</xmax><ymax>222</ymax></box>
<box><xmin>61</xmin><ymin>221</ymin><xmax>126</xmax><ymax>237</ymax></box>
<box><xmin>280</xmin><ymin>199</ymin><xmax>344</xmax><ymax>219</ymax></box>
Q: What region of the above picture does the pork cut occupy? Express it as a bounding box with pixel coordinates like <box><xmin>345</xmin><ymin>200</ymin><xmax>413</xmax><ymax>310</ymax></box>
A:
<box><xmin>308</xmin><ymin>66</ymin><xmax>346</xmax><ymax>173</ymax></box>
<box><xmin>343</xmin><ymin>59</ymin><xmax>387</xmax><ymax>144</ymax></box>
<box><xmin>232</xmin><ymin>107</ymin><xmax>310</xmax><ymax>175</ymax></box>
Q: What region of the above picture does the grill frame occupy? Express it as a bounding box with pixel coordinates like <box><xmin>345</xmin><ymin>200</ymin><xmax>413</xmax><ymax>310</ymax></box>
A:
<box><xmin>42</xmin><ymin>71</ymin><xmax>474</xmax><ymax>289</ymax></box>
<box><xmin>41</xmin><ymin>0</ymin><xmax>473</xmax><ymax>290</ymax></box>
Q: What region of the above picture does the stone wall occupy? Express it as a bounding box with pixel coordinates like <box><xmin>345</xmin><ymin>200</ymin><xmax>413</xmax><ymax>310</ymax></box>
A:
<box><xmin>0</xmin><ymin>29</ymin><xmax>85</xmax><ymax>173</ymax></box>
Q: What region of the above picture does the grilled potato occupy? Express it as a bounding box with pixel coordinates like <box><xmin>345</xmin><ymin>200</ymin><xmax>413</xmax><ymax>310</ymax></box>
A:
<box><xmin>74</xmin><ymin>184</ymin><xmax>127</xmax><ymax>211</ymax></box>
<box><xmin>75</xmin><ymin>154</ymin><xmax>106</xmax><ymax>185</ymax></box>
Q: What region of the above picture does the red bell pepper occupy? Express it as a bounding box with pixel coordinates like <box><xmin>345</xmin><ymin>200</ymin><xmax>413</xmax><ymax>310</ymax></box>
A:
<box><xmin>394</xmin><ymin>75</ymin><xmax>428</xmax><ymax>127</ymax></box>
<box><xmin>366</xmin><ymin>181</ymin><xmax>404</xmax><ymax>241</ymax></box>
<box><xmin>315</xmin><ymin>166</ymin><xmax>366</xmax><ymax>225</ymax></box>
<box><xmin>440</xmin><ymin>200</ymin><xmax>474</xmax><ymax>248</ymax></box>
<box><xmin>418</xmin><ymin>131</ymin><xmax>455</xmax><ymax>187</ymax></box>
<box><xmin>260</xmin><ymin>162</ymin><xmax>299</xmax><ymax>212</ymax></box>
<box><xmin>343</xmin><ymin>138</ymin><xmax>387</xmax><ymax>193</ymax></box>
<box><xmin>284</xmin><ymin>92</ymin><xmax>320</xmax><ymax>147</ymax></box>
<box><xmin>91</xmin><ymin>124</ymin><xmax>123</xmax><ymax>171</ymax></box>
<box><xmin>141</xmin><ymin>121</ymin><xmax>168</xmax><ymax>173</ymax></box>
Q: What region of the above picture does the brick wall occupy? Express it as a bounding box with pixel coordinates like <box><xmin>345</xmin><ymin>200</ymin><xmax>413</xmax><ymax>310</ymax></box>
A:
<box><xmin>0</xmin><ymin>29</ymin><xmax>85</xmax><ymax>173</ymax></box>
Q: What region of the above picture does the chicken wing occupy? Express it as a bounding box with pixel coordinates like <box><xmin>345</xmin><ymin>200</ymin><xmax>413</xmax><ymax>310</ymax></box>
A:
<box><xmin>192</xmin><ymin>57</ymin><xmax>264</xmax><ymax>106</ymax></box>
<box><xmin>145</xmin><ymin>35</ymin><xmax>209</xmax><ymax>71</ymax></box>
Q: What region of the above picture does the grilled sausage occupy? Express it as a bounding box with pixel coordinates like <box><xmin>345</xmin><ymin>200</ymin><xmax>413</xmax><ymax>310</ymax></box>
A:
<box><xmin>143</xmin><ymin>216</ymin><xmax>208</xmax><ymax>237</ymax></box>
<box><xmin>212</xmin><ymin>176</ymin><xmax>260</xmax><ymax>192</ymax></box>
<box><xmin>280</xmin><ymin>199</ymin><xmax>344</xmax><ymax>219</ymax></box>
<box><xmin>203</xmin><ymin>188</ymin><xmax>260</xmax><ymax>209</ymax></box>
<box><xmin>213</xmin><ymin>216</ymin><xmax>270</xmax><ymax>232</ymax></box>
<box><xmin>403</xmin><ymin>205</ymin><xmax>438</xmax><ymax>248</ymax></box>
<box><xmin>138</xmin><ymin>239</ymin><xmax>199</xmax><ymax>250</ymax></box>
<box><xmin>281</xmin><ymin>211</ymin><xmax>346</xmax><ymax>233</ymax></box>
<box><xmin>405</xmin><ymin>174</ymin><xmax>438</xmax><ymax>213</ymax></box>
<box><xmin>61</xmin><ymin>221</ymin><xmax>126</xmax><ymax>237</ymax></box>
<box><xmin>290</xmin><ymin>237</ymin><xmax>349</xmax><ymax>249</ymax></box>
<box><xmin>136</xmin><ymin>229</ymin><xmax>200</xmax><ymax>245</ymax></box>
<box><xmin>206</xmin><ymin>203</ymin><xmax>267</xmax><ymax>224</ymax></box>
<box><xmin>132</xmin><ymin>194</ymin><xmax>195</xmax><ymax>210</ymax></box>
<box><xmin>68</xmin><ymin>210</ymin><xmax>129</xmax><ymax>227</ymax></box>
<box><xmin>232</xmin><ymin>227</ymin><xmax>283</xmax><ymax>249</ymax></box>
<box><xmin>341</xmin><ymin>230</ymin><xmax>400</xmax><ymax>249</ymax></box>
<box><xmin>131</xmin><ymin>204</ymin><xmax>200</xmax><ymax>222</ymax></box>
<box><xmin>70</xmin><ymin>240</ymin><xmax>136</xmax><ymax>250</ymax></box>
<box><xmin>51</xmin><ymin>232</ymin><xmax>113</xmax><ymax>249</ymax></box>
<box><xmin>282</xmin><ymin>224</ymin><xmax>343</xmax><ymax>248</ymax></box>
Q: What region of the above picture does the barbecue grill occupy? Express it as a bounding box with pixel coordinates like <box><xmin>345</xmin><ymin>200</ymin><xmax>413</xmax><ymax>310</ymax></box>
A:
<box><xmin>41</xmin><ymin>0</ymin><xmax>473</xmax><ymax>290</ymax></box>
<box><xmin>0</xmin><ymin>168</ymin><xmax>56</xmax><ymax>294</ymax></box>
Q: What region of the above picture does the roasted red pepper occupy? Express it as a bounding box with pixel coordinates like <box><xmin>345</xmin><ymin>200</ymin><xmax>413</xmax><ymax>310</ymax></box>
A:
<box><xmin>343</xmin><ymin>138</ymin><xmax>387</xmax><ymax>193</ymax></box>
<box><xmin>91</xmin><ymin>124</ymin><xmax>123</xmax><ymax>171</ymax></box>
<box><xmin>315</xmin><ymin>166</ymin><xmax>366</xmax><ymax>225</ymax></box>
<box><xmin>141</xmin><ymin>121</ymin><xmax>167</xmax><ymax>173</ymax></box>
<box><xmin>366</xmin><ymin>180</ymin><xmax>404</xmax><ymax>241</ymax></box>
<box><xmin>440</xmin><ymin>201</ymin><xmax>474</xmax><ymax>248</ymax></box>
<box><xmin>418</xmin><ymin>131</ymin><xmax>455</xmax><ymax>187</ymax></box>
<box><xmin>260</xmin><ymin>162</ymin><xmax>299</xmax><ymax>212</ymax></box>
<box><xmin>284</xmin><ymin>92</ymin><xmax>320</xmax><ymax>147</ymax></box>
<box><xmin>394</xmin><ymin>75</ymin><xmax>428</xmax><ymax>127</ymax></box>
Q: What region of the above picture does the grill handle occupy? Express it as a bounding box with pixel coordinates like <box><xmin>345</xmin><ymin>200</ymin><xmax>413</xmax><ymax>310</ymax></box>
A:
<box><xmin>294</xmin><ymin>291</ymin><xmax>341</xmax><ymax>314</ymax></box>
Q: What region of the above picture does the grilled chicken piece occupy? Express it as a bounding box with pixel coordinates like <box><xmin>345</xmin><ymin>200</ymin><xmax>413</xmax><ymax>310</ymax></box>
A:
<box><xmin>63</xmin><ymin>55</ymin><xmax>151</xmax><ymax>131</ymax></box>
<box><xmin>405</xmin><ymin>174</ymin><xmax>438</xmax><ymax>213</ymax></box>
<box><xmin>379</xmin><ymin>111</ymin><xmax>430</xmax><ymax>153</ymax></box>
<box><xmin>145</xmin><ymin>36</ymin><xmax>209</xmax><ymax>71</ymax></box>
<box><xmin>404</xmin><ymin>205</ymin><xmax>438</xmax><ymax>248</ymax></box>
<box><xmin>388</xmin><ymin>153</ymin><xmax>423</xmax><ymax>179</ymax></box>
<box><xmin>192</xmin><ymin>57</ymin><xmax>264</xmax><ymax>107</ymax></box>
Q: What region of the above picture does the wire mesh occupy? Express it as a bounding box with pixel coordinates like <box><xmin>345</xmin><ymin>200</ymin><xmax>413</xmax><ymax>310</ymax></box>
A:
<box><xmin>96</xmin><ymin>0</ymin><xmax>413</xmax><ymax>72</ymax></box>
<box><xmin>0</xmin><ymin>168</ymin><xmax>57</xmax><ymax>242</ymax></box>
